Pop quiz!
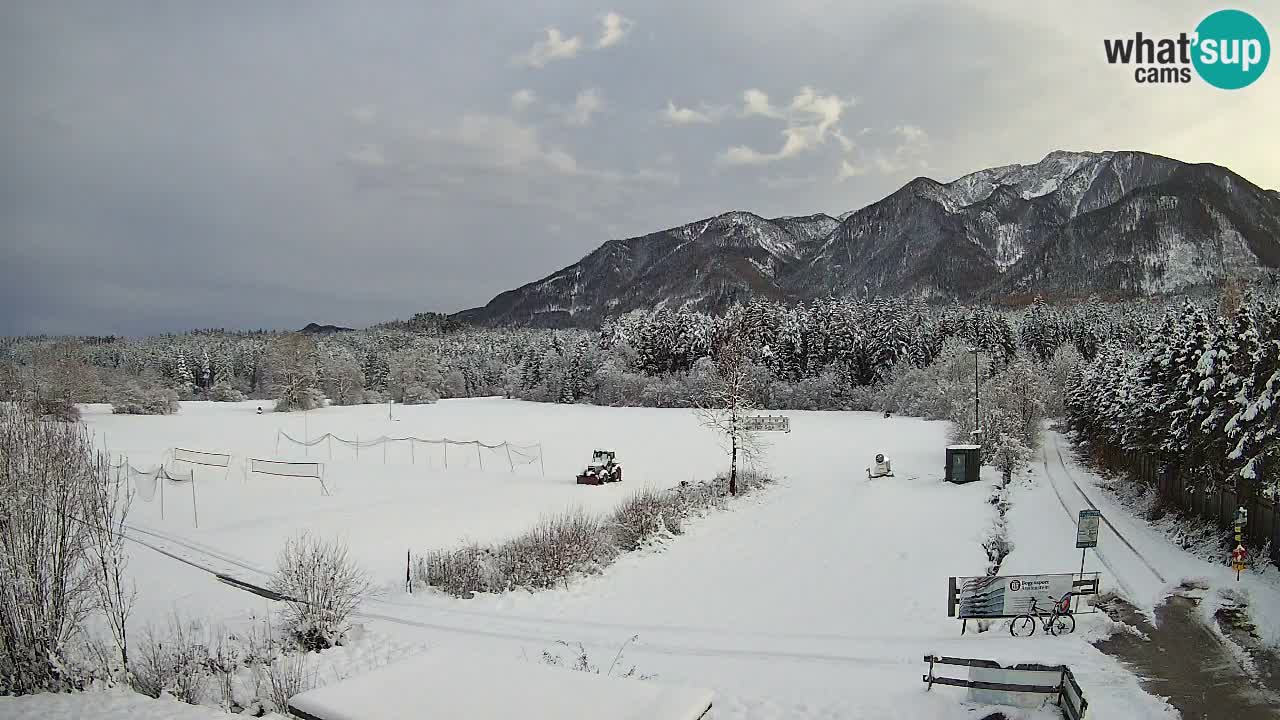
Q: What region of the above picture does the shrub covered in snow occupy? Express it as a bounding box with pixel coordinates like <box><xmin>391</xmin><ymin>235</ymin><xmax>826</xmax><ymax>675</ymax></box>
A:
<box><xmin>269</xmin><ymin>533</ymin><xmax>372</xmax><ymax>651</ymax></box>
<box><xmin>417</xmin><ymin>471</ymin><xmax>773</xmax><ymax>597</ymax></box>
<box><xmin>207</xmin><ymin>381</ymin><xmax>246</xmax><ymax>402</ymax></box>
<box><xmin>130</xmin><ymin>613</ymin><xmax>208</xmax><ymax>704</ymax></box>
<box><xmin>110</xmin><ymin>381</ymin><xmax>180</xmax><ymax>415</ymax></box>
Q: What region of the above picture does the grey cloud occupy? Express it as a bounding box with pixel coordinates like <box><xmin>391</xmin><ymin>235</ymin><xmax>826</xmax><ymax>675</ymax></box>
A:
<box><xmin>3</xmin><ymin>0</ymin><xmax>1276</xmax><ymax>335</ymax></box>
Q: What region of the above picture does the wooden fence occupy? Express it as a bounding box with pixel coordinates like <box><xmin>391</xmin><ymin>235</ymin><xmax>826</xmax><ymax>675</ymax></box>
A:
<box><xmin>1094</xmin><ymin>443</ymin><xmax>1279</xmax><ymax>566</ymax></box>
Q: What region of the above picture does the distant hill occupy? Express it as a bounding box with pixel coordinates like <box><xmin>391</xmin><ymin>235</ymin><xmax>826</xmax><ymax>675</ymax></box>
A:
<box><xmin>299</xmin><ymin>322</ymin><xmax>354</xmax><ymax>334</ymax></box>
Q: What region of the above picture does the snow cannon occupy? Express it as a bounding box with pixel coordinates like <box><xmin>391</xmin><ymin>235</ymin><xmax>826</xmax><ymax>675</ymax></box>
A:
<box><xmin>576</xmin><ymin>449</ymin><xmax>622</xmax><ymax>485</ymax></box>
<box><xmin>867</xmin><ymin>453</ymin><xmax>893</xmax><ymax>479</ymax></box>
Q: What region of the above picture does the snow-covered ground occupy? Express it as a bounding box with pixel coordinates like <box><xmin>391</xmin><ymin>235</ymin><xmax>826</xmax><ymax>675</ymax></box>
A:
<box><xmin>55</xmin><ymin>400</ymin><xmax>1202</xmax><ymax>718</ymax></box>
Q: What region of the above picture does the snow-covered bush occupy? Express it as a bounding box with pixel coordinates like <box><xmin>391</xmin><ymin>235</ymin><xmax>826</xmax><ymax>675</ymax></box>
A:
<box><xmin>611</xmin><ymin>488</ymin><xmax>683</xmax><ymax>551</ymax></box>
<box><xmin>207</xmin><ymin>381</ymin><xmax>246</xmax><ymax>402</ymax></box>
<box><xmin>498</xmin><ymin>510</ymin><xmax>615</xmax><ymax>591</ymax></box>
<box><xmin>417</xmin><ymin>472</ymin><xmax>773</xmax><ymax>597</ymax></box>
<box><xmin>988</xmin><ymin>429</ymin><xmax>1033</xmax><ymax>484</ymax></box>
<box><xmin>269</xmin><ymin>533</ymin><xmax>372</xmax><ymax>651</ymax></box>
<box><xmin>540</xmin><ymin>635</ymin><xmax>649</xmax><ymax>679</ymax></box>
<box><xmin>110</xmin><ymin>382</ymin><xmax>179</xmax><ymax>415</ymax></box>
<box><xmin>262</xmin><ymin>651</ymin><xmax>316</xmax><ymax>714</ymax></box>
<box><xmin>130</xmin><ymin>613</ymin><xmax>208</xmax><ymax>704</ymax></box>
<box><xmin>274</xmin><ymin>386</ymin><xmax>325</xmax><ymax>413</ymax></box>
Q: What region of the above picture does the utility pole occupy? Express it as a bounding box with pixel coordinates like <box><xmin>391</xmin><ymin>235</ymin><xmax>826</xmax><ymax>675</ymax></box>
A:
<box><xmin>969</xmin><ymin>346</ymin><xmax>981</xmax><ymax>430</ymax></box>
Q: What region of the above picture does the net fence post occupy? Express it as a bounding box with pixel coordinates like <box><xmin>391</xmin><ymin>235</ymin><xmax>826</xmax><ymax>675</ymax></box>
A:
<box><xmin>444</xmin><ymin>440</ymin><xmax>448</xmax><ymax>469</ymax></box>
<box><xmin>505</xmin><ymin>443</ymin><xmax>514</xmax><ymax>472</ymax></box>
<box><xmin>411</xmin><ymin>438</ymin><xmax>416</xmax><ymax>465</ymax></box>
<box><xmin>328</xmin><ymin>434</ymin><xmax>333</xmax><ymax>460</ymax></box>
<box><xmin>538</xmin><ymin>444</ymin><xmax>545</xmax><ymax>478</ymax></box>
<box><xmin>191</xmin><ymin>469</ymin><xmax>199</xmax><ymax>529</ymax></box>
<box><xmin>383</xmin><ymin>436</ymin><xmax>387</xmax><ymax>465</ymax></box>
<box><xmin>476</xmin><ymin>442</ymin><xmax>483</xmax><ymax>470</ymax></box>
<box><xmin>159</xmin><ymin>467</ymin><xmax>166</xmax><ymax>521</ymax></box>
<box><xmin>355</xmin><ymin>432</ymin><xmax>359</xmax><ymax>462</ymax></box>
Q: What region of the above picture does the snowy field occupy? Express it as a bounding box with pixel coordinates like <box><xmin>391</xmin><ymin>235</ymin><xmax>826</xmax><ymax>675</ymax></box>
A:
<box><xmin>30</xmin><ymin>399</ymin><xmax>1196</xmax><ymax>718</ymax></box>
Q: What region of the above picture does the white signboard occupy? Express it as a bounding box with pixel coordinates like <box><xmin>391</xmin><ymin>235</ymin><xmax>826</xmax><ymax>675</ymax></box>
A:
<box><xmin>1076</xmin><ymin>510</ymin><xmax>1101</xmax><ymax>549</ymax></box>
<box><xmin>955</xmin><ymin>573</ymin><xmax>1075</xmax><ymax>618</ymax></box>
<box><xmin>742</xmin><ymin>415</ymin><xmax>790</xmax><ymax>433</ymax></box>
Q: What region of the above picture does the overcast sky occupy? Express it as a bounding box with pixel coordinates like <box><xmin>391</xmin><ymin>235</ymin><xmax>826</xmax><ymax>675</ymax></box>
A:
<box><xmin>3</xmin><ymin>1</ymin><xmax>1276</xmax><ymax>336</ymax></box>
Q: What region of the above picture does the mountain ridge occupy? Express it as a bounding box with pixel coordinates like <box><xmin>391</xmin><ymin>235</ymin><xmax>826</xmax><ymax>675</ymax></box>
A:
<box><xmin>455</xmin><ymin>150</ymin><xmax>1280</xmax><ymax>327</ymax></box>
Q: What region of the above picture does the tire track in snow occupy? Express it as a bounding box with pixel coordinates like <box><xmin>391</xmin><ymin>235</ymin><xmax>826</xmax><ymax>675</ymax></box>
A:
<box><xmin>1039</xmin><ymin>447</ymin><xmax>1140</xmax><ymax>600</ymax></box>
<box><xmin>1047</xmin><ymin>434</ymin><xmax>1167</xmax><ymax>585</ymax></box>
<box><xmin>124</xmin><ymin>522</ymin><xmax>271</xmax><ymax>578</ymax></box>
<box><xmin>123</xmin><ymin>533</ymin><xmax>916</xmax><ymax>668</ymax></box>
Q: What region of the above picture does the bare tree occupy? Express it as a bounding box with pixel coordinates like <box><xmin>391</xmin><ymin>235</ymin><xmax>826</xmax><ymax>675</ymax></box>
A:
<box><xmin>25</xmin><ymin>342</ymin><xmax>100</xmax><ymax>421</ymax></box>
<box><xmin>264</xmin><ymin>334</ymin><xmax>323</xmax><ymax>412</ymax></box>
<box><xmin>320</xmin><ymin>353</ymin><xmax>365</xmax><ymax>406</ymax></box>
<box><xmin>0</xmin><ymin>405</ymin><xmax>99</xmax><ymax>693</ymax></box>
<box><xmin>693</xmin><ymin>329</ymin><xmax>766</xmax><ymax>496</ymax></box>
<box><xmin>85</xmin><ymin>455</ymin><xmax>136</xmax><ymax>673</ymax></box>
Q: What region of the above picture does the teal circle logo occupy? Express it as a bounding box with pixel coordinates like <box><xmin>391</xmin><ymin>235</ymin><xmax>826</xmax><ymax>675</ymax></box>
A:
<box><xmin>1192</xmin><ymin>9</ymin><xmax>1270</xmax><ymax>89</ymax></box>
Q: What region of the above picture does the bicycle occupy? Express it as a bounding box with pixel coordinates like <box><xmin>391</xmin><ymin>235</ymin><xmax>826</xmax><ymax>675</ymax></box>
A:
<box><xmin>1009</xmin><ymin>592</ymin><xmax>1076</xmax><ymax>637</ymax></box>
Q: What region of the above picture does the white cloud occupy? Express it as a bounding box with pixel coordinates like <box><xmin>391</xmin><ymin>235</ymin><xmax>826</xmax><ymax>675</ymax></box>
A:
<box><xmin>597</xmin><ymin>12</ymin><xmax>633</xmax><ymax>48</ymax></box>
<box><xmin>834</xmin><ymin>128</ymin><xmax>855</xmax><ymax>152</ymax></box>
<box><xmin>565</xmin><ymin>88</ymin><xmax>603</xmax><ymax>126</ymax></box>
<box><xmin>836</xmin><ymin>159</ymin><xmax>868</xmax><ymax>182</ymax></box>
<box><xmin>514</xmin><ymin>27</ymin><xmax>582</xmax><ymax>68</ymax></box>
<box><xmin>872</xmin><ymin>124</ymin><xmax>931</xmax><ymax>174</ymax></box>
<box><xmin>510</xmin><ymin>89</ymin><xmax>537</xmax><ymax>112</ymax></box>
<box><xmin>719</xmin><ymin>145</ymin><xmax>770</xmax><ymax>166</ymax></box>
<box><xmin>663</xmin><ymin>101</ymin><xmax>715</xmax><ymax>125</ymax></box>
<box><xmin>720</xmin><ymin>87</ymin><xmax>855</xmax><ymax>166</ymax></box>
<box><xmin>742</xmin><ymin>88</ymin><xmax>782</xmax><ymax>118</ymax></box>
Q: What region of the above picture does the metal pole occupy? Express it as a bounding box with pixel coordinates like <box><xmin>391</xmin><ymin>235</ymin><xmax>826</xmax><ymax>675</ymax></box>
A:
<box><xmin>476</xmin><ymin>442</ymin><xmax>483</xmax><ymax>470</ymax></box>
<box><xmin>159</xmin><ymin>468</ymin><xmax>165</xmax><ymax>521</ymax></box>
<box><xmin>191</xmin><ymin>471</ymin><xmax>199</xmax><ymax>529</ymax></box>
<box><xmin>973</xmin><ymin>347</ymin><xmax>979</xmax><ymax>431</ymax></box>
<box><xmin>1076</xmin><ymin>548</ymin><xmax>1086</xmax><ymax>612</ymax></box>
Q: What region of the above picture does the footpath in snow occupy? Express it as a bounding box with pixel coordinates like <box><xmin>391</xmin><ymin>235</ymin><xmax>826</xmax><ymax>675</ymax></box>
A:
<box><xmin>1004</xmin><ymin>427</ymin><xmax>1280</xmax><ymax>716</ymax></box>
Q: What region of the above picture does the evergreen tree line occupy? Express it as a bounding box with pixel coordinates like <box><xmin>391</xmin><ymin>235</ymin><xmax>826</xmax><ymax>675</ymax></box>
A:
<box><xmin>1067</xmin><ymin>294</ymin><xmax>1280</xmax><ymax>498</ymax></box>
<box><xmin>0</xmin><ymin>293</ymin><xmax>1227</xmax><ymax>419</ymax></box>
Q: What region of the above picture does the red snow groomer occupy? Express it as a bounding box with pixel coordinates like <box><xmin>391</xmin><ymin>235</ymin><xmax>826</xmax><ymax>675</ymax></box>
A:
<box><xmin>576</xmin><ymin>449</ymin><xmax>622</xmax><ymax>485</ymax></box>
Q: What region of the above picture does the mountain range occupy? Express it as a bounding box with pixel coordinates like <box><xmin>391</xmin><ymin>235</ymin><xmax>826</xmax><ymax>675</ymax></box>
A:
<box><xmin>455</xmin><ymin>150</ymin><xmax>1280</xmax><ymax>327</ymax></box>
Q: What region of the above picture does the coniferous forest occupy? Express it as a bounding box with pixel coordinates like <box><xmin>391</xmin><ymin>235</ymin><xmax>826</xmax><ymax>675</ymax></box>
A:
<box><xmin>2</xmin><ymin>290</ymin><xmax>1277</xmax><ymax>499</ymax></box>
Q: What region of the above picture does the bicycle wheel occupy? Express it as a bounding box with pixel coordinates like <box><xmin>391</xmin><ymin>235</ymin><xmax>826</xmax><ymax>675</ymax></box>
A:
<box><xmin>1010</xmin><ymin>615</ymin><xmax>1036</xmax><ymax>637</ymax></box>
<box><xmin>1049</xmin><ymin>613</ymin><xmax>1076</xmax><ymax>635</ymax></box>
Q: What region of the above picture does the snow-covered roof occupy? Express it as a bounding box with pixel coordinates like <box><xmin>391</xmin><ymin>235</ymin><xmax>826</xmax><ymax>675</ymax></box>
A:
<box><xmin>947</xmin><ymin>444</ymin><xmax>982</xmax><ymax>450</ymax></box>
<box><xmin>288</xmin><ymin>650</ymin><xmax>714</xmax><ymax>720</ymax></box>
